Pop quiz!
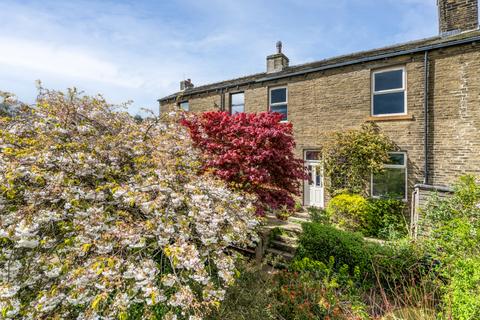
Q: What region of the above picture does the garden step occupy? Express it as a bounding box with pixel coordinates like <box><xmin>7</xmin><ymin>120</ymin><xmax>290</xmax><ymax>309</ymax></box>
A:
<box><xmin>288</xmin><ymin>216</ymin><xmax>310</xmax><ymax>225</ymax></box>
<box><xmin>265</xmin><ymin>247</ymin><xmax>295</xmax><ymax>262</ymax></box>
<box><xmin>264</xmin><ymin>222</ymin><xmax>303</xmax><ymax>234</ymax></box>
<box><xmin>292</xmin><ymin>210</ymin><xmax>311</xmax><ymax>220</ymax></box>
<box><xmin>269</xmin><ymin>239</ymin><xmax>298</xmax><ymax>254</ymax></box>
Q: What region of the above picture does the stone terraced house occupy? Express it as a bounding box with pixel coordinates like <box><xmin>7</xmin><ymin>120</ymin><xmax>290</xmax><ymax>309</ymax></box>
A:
<box><xmin>159</xmin><ymin>0</ymin><xmax>480</xmax><ymax>218</ymax></box>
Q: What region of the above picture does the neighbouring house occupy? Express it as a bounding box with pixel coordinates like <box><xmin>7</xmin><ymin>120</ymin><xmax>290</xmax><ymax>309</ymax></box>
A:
<box><xmin>158</xmin><ymin>0</ymin><xmax>480</xmax><ymax>217</ymax></box>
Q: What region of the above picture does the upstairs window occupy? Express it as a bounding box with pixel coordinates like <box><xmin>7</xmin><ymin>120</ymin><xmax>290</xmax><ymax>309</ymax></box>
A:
<box><xmin>372</xmin><ymin>152</ymin><xmax>407</xmax><ymax>200</ymax></box>
<box><xmin>269</xmin><ymin>87</ymin><xmax>288</xmax><ymax>121</ymax></box>
<box><xmin>230</xmin><ymin>92</ymin><xmax>244</xmax><ymax>114</ymax></box>
<box><xmin>179</xmin><ymin>101</ymin><xmax>189</xmax><ymax>111</ymax></box>
<box><xmin>372</xmin><ymin>68</ymin><xmax>406</xmax><ymax>116</ymax></box>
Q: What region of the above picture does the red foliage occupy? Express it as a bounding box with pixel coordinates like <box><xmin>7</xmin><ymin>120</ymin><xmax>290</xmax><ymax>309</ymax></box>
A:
<box><xmin>181</xmin><ymin>111</ymin><xmax>307</xmax><ymax>215</ymax></box>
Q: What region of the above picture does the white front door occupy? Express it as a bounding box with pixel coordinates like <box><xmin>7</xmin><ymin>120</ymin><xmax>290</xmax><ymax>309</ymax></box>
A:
<box><xmin>304</xmin><ymin>151</ymin><xmax>324</xmax><ymax>208</ymax></box>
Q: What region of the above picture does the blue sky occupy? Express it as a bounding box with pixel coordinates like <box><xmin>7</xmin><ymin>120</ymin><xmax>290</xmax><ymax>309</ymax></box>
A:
<box><xmin>0</xmin><ymin>0</ymin><xmax>441</xmax><ymax>115</ymax></box>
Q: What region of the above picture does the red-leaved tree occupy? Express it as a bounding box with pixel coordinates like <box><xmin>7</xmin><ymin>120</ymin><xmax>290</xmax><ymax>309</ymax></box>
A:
<box><xmin>181</xmin><ymin>111</ymin><xmax>308</xmax><ymax>215</ymax></box>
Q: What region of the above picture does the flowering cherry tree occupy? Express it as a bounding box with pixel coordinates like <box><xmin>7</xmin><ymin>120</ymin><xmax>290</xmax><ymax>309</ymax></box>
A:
<box><xmin>0</xmin><ymin>88</ymin><xmax>258</xmax><ymax>319</ymax></box>
<box><xmin>181</xmin><ymin>111</ymin><xmax>307</xmax><ymax>215</ymax></box>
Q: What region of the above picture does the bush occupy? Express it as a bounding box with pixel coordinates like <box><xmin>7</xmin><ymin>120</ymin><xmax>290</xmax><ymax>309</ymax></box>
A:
<box><xmin>422</xmin><ymin>175</ymin><xmax>480</xmax><ymax>319</ymax></box>
<box><xmin>365</xmin><ymin>198</ymin><xmax>407</xmax><ymax>239</ymax></box>
<box><xmin>446</xmin><ymin>258</ymin><xmax>480</xmax><ymax>320</ymax></box>
<box><xmin>0</xmin><ymin>88</ymin><xmax>259</xmax><ymax>319</ymax></box>
<box><xmin>307</xmin><ymin>206</ymin><xmax>330</xmax><ymax>224</ymax></box>
<box><xmin>324</xmin><ymin>193</ymin><xmax>408</xmax><ymax>239</ymax></box>
<box><xmin>295</xmin><ymin>223</ymin><xmax>374</xmax><ymax>275</ymax></box>
<box><xmin>181</xmin><ymin>111</ymin><xmax>307</xmax><ymax>215</ymax></box>
<box><xmin>296</xmin><ymin>223</ymin><xmax>431</xmax><ymax>288</ymax></box>
<box><xmin>322</xmin><ymin>122</ymin><xmax>396</xmax><ymax>195</ymax></box>
<box><xmin>326</xmin><ymin>194</ymin><xmax>369</xmax><ymax>232</ymax></box>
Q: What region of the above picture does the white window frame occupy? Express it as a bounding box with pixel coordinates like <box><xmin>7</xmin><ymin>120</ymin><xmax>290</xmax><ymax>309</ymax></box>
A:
<box><xmin>178</xmin><ymin>100</ymin><xmax>189</xmax><ymax>112</ymax></box>
<box><xmin>371</xmin><ymin>66</ymin><xmax>407</xmax><ymax>117</ymax></box>
<box><xmin>269</xmin><ymin>86</ymin><xmax>288</xmax><ymax>122</ymax></box>
<box><xmin>230</xmin><ymin>92</ymin><xmax>245</xmax><ymax>114</ymax></box>
<box><xmin>371</xmin><ymin>151</ymin><xmax>408</xmax><ymax>201</ymax></box>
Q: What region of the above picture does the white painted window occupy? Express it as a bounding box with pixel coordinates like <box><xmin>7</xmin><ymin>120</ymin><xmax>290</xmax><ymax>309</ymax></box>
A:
<box><xmin>179</xmin><ymin>101</ymin><xmax>189</xmax><ymax>111</ymax></box>
<box><xmin>372</xmin><ymin>152</ymin><xmax>407</xmax><ymax>200</ymax></box>
<box><xmin>269</xmin><ymin>86</ymin><xmax>288</xmax><ymax>121</ymax></box>
<box><xmin>230</xmin><ymin>92</ymin><xmax>244</xmax><ymax>114</ymax></box>
<box><xmin>372</xmin><ymin>67</ymin><xmax>406</xmax><ymax>116</ymax></box>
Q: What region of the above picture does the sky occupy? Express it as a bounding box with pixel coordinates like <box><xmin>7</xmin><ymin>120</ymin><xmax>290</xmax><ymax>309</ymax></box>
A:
<box><xmin>0</xmin><ymin>0</ymin><xmax>442</xmax><ymax>115</ymax></box>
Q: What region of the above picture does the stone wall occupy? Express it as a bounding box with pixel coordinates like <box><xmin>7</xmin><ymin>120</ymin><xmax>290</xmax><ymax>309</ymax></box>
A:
<box><xmin>438</xmin><ymin>0</ymin><xmax>478</xmax><ymax>34</ymax></box>
<box><xmin>428</xmin><ymin>45</ymin><xmax>480</xmax><ymax>185</ymax></box>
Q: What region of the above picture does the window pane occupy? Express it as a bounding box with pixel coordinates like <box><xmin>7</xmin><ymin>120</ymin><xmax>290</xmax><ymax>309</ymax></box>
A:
<box><xmin>374</xmin><ymin>70</ymin><xmax>403</xmax><ymax>91</ymax></box>
<box><xmin>305</xmin><ymin>151</ymin><xmax>320</xmax><ymax>160</ymax></box>
<box><xmin>388</xmin><ymin>153</ymin><xmax>405</xmax><ymax>166</ymax></box>
<box><xmin>231</xmin><ymin>104</ymin><xmax>244</xmax><ymax>114</ymax></box>
<box><xmin>308</xmin><ymin>165</ymin><xmax>313</xmax><ymax>185</ymax></box>
<box><xmin>372</xmin><ymin>168</ymin><xmax>406</xmax><ymax>199</ymax></box>
<box><xmin>270</xmin><ymin>104</ymin><xmax>287</xmax><ymax>121</ymax></box>
<box><xmin>316</xmin><ymin>170</ymin><xmax>321</xmax><ymax>187</ymax></box>
<box><xmin>179</xmin><ymin>101</ymin><xmax>189</xmax><ymax>111</ymax></box>
<box><xmin>270</xmin><ymin>88</ymin><xmax>287</xmax><ymax>104</ymax></box>
<box><xmin>373</xmin><ymin>92</ymin><xmax>405</xmax><ymax>115</ymax></box>
<box><xmin>231</xmin><ymin>92</ymin><xmax>244</xmax><ymax>106</ymax></box>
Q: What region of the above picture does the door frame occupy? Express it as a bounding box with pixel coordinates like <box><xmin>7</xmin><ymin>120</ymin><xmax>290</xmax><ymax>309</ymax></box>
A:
<box><xmin>303</xmin><ymin>149</ymin><xmax>324</xmax><ymax>208</ymax></box>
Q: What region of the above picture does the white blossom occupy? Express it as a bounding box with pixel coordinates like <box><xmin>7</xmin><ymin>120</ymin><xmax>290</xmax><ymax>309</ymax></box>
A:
<box><xmin>0</xmin><ymin>91</ymin><xmax>259</xmax><ymax>319</ymax></box>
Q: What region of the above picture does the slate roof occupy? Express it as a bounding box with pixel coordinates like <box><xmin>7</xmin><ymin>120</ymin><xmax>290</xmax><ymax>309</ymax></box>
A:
<box><xmin>159</xmin><ymin>29</ymin><xmax>480</xmax><ymax>102</ymax></box>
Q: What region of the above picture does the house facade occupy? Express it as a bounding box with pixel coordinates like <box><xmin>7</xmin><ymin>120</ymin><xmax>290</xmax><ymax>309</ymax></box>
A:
<box><xmin>159</xmin><ymin>0</ymin><xmax>480</xmax><ymax>211</ymax></box>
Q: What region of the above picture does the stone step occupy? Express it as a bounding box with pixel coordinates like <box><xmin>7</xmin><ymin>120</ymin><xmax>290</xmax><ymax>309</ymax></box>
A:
<box><xmin>265</xmin><ymin>247</ymin><xmax>295</xmax><ymax>262</ymax></box>
<box><xmin>292</xmin><ymin>210</ymin><xmax>311</xmax><ymax>220</ymax></box>
<box><xmin>288</xmin><ymin>216</ymin><xmax>310</xmax><ymax>225</ymax></box>
<box><xmin>269</xmin><ymin>239</ymin><xmax>298</xmax><ymax>254</ymax></box>
<box><xmin>263</xmin><ymin>222</ymin><xmax>303</xmax><ymax>235</ymax></box>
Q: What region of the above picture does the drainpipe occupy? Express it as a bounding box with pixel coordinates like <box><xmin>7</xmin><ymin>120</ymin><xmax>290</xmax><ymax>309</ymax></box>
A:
<box><xmin>423</xmin><ymin>50</ymin><xmax>429</xmax><ymax>185</ymax></box>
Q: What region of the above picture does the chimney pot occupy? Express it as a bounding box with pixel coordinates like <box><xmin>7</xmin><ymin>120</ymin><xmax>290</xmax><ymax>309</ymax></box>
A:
<box><xmin>276</xmin><ymin>41</ymin><xmax>282</xmax><ymax>54</ymax></box>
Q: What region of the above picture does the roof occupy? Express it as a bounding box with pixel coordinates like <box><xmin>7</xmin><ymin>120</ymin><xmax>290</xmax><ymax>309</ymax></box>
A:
<box><xmin>159</xmin><ymin>29</ymin><xmax>480</xmax><ymax>102</ymax></box>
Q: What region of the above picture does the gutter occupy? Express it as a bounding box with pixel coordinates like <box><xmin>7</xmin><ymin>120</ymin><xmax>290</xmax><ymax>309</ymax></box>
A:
<box><xmin>159</xmin><ymin>34</ymin><xmax>480</xmax><ymax>102</ymax></box>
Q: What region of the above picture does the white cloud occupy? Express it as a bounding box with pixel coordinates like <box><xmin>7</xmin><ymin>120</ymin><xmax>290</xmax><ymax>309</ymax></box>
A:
<box><xmin>0</xmin><ymin>37</ymin><xmax>144</xmax><ymax>88</ymax></box>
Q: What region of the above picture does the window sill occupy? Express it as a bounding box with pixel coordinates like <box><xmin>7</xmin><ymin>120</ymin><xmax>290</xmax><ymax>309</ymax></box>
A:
<box><xmin>367</xmin><ymin>114</ymin><xmax>414</xmax><ymax>122</ymax></box>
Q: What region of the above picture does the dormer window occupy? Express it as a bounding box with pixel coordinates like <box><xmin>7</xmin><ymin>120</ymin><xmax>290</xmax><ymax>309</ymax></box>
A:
<box><xmin>372</xmin><ymin>67</ymin><xmax>406</xmax><ymax>116</ymax></box>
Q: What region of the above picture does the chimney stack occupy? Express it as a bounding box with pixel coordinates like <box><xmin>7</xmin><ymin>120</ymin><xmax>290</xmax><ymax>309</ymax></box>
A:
<box><xmin>266</xmin><ymin>41</ymin><xmax>289</xmax><ymax>73</ymax></box>
<box><xmin>438</xmin><ymin>0</ymin><xmax>479</xmax><ymax>36</ymax></box>
<box><xmin>180</xmin><ymin>79</ymin><xmax>194</xmax><ymax>91</ymax></box>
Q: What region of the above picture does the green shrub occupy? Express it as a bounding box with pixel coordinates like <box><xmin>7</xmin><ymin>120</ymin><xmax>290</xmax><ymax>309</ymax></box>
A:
<box><xmin>446</xmin><ymin>258</ymin><xmax>480</xmax><ymax>320</ymax></box>
<box><xmin>296</xmin><ymin>223</ymin><xmax>431</xmax><ymax>288</ymax></box>
<box><xmin>326</xmin><ymin>193</ymin><xmax>369</xmax><ymax>232</ymax></box>
<box><xmin>365</xmin><ymin>198</ymin><xmax>407</xmax><ymax>239</ymax></box>
<box><xmin>322</xmin><ymin>122</ymin><xmax>396</xmax><ymax>195</ymax></box>
<box><xmin>295</xmin><ymin>223</ymin><xmax>375</xmax><ymax>276</ymax></box>
<box><xmin>308</xmin><ymin>206</ymin><xmax>330</xmax><ymax>224</ymax></box>
<box><xmin>422</xmin><ymin>175</ymin><xmax>480</xmax><ymax>319</ymax></box>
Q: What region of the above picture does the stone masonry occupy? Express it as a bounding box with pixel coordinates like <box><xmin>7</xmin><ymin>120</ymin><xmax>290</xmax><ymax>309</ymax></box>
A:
<box><xmin>438</xmin><ymin>0</ymin><xmax>479</xmax><ymax>35</ymax></box>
